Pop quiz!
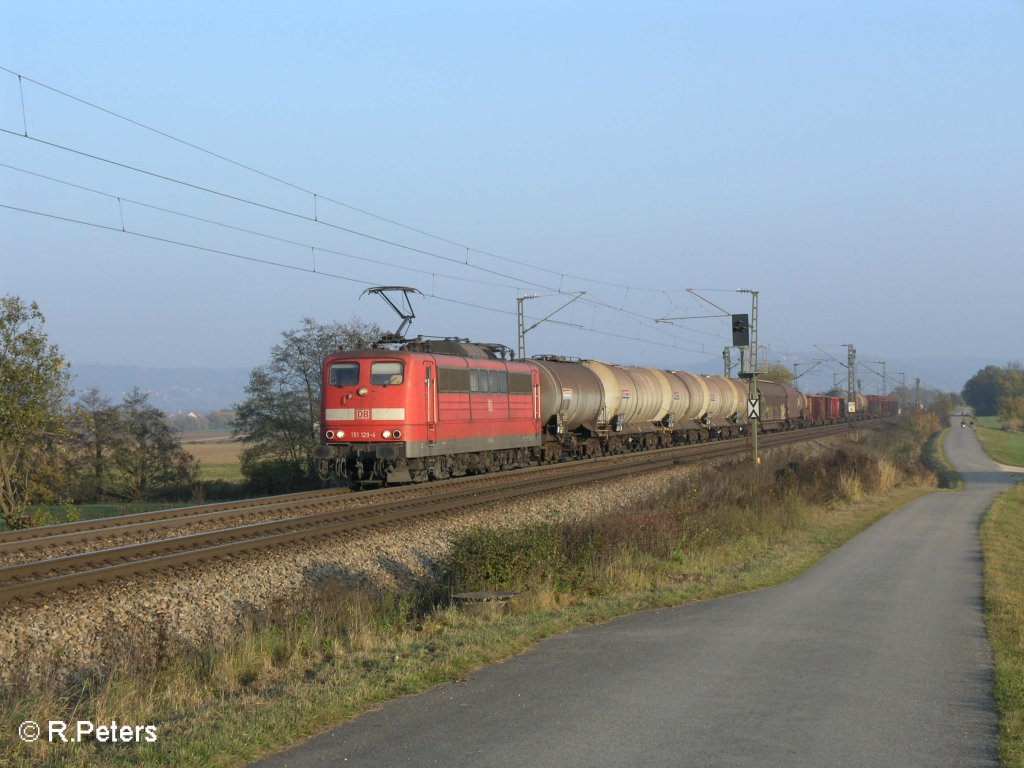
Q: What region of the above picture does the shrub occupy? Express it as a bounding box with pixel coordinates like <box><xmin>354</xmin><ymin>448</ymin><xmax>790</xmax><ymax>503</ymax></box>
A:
<box><xmin>443</xmin><ymin>437</ymin><xmax>928</xmax><ymax>600</ymax></box>
<box><xmin>445</xmin><ymin>522</ymin><xmax>604</xmax><ymax>594</ymax></box>
<box><xmin>242</xmin><ymin>458</ymin><xmax>314</xmax><ymax>496</ymax></box>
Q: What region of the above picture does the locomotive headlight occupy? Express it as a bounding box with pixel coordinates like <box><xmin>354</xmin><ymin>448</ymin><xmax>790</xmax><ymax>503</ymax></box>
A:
<box><xmin>358</xmin><ymin>387</ymin><xmax>368</xmax><ymax>397</ymax></box>
<box><xmin>325</xmin><ymin>430</ymin><xmax>335</xmax><ymax>439</ymax></box>
<box><xmin>336</xmin><ymin>430</ymin><xmax>345</xmax><ymax>439</ymax></box>
<box><xmin>382</xmin><ymin>430</ymin><xmax>392</xmax><ymax>439</ymax></box>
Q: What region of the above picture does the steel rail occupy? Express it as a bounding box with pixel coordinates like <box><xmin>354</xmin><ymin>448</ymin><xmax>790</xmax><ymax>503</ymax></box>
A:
<box><xmin>0</xmin><ymin>487</ymin><xmax>354</xmax><ymax>547</ymax></box>
<box><xmin>0</xmin><ymin>494</ymin><xmax>366</xmax><ymax>558</ymax></box>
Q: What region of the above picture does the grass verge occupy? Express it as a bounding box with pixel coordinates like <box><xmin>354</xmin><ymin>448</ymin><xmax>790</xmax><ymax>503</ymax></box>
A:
<box><xmin>976</xmin><ymin>419</ymin><xmax>1024</xmax><ymax>468</ymax></box>
<box><xmin>1</xmin><ymin>423</ymin><xmax>940</xmax><ymax>767</ymax></box>
<box><xmin>983</xmin><ymin>483</ymin><xmax>1024</xmax><ymax>768</ymax></box>
<box><xmin>922</xmin><ymin>429</ymin><xmax>962</xmax><ymax>489</ymax></box>
<box><xmin>7</xmin><ymin>502</ymin><xmax>187</xmax><ymax>530</ymax></box>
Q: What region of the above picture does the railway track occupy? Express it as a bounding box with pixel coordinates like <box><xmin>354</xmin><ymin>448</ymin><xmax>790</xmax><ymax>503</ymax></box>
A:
<box><xmin>0</xmin><ymin>421</ymin><xmax>876</xmax><ymax>603</ymax></box>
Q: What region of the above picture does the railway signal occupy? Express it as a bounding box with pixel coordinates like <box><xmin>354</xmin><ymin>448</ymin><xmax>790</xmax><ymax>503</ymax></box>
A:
<box><xmin>731</xmin><ymin>314</ymin><xmax>750</xmax><ymax>347</ymax></box>
<box><xmin>737</xmin><ymin>289</ymin><xmax>759</xmax><ymax>465</ymax></box>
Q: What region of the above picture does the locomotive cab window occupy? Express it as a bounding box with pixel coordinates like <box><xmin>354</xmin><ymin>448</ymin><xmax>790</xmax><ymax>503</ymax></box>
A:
<box><xmin>329</xmin><ymin>362</ymin><xmax>360</xmax><ymax>387</ymax></box>
<box><xmin>371</xmin><ymin>361</ymin><xmax>404</xmax><ymax>386</ymax></box>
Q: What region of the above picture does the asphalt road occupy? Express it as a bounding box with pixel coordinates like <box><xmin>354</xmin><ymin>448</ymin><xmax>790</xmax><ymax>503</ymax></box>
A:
<box><xmin>253</xmin><ymin>423</ymin><xmax>1018</xmax><ymax>767</ymax></box>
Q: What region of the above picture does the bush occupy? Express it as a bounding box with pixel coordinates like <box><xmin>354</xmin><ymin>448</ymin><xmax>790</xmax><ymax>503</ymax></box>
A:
<box><xmin>446</xmin><ymin>522</ymin><xmax>604</xmax><ymax>594</ymax></box>
<box><xmin>193</xmin><ymin>479</ymin><xmax>250</xmax><ymax>503</ymax></box>
<box><xmin>443</xmin><ymin>436</ymin><xmax>929</xmax><ymax>600</ymax></box>
<box><xmin>922</xmin><ymin>431</ymin><xmax>962</xmax><ymax>489</ymax></box>
<box><xmin>241</xmin><ymin>458</ymin><xmax>315</xmax><ymax>496</ymax></box>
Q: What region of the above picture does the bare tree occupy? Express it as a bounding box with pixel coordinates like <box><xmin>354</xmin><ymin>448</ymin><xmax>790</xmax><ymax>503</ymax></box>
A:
<box><xmin>67</xmin><ymin>388</ymin><xmax>121</xmax><ymax>501</ymax></box>
<box><xmin>104</xmin><ymin>388</ymin><xmax>196</xmax><ymax>500</ymax></box>
<box><xmin>234</xmin><ymin>317</ymin><xmax>381</xmax><ymax>490</ymax></box>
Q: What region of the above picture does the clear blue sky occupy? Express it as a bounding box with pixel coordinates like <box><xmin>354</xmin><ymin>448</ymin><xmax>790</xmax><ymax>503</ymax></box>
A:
<box><xmin>2</xmin><ymin>1</ymin><xmax>1022</xmax><ymax>395</ymax></box>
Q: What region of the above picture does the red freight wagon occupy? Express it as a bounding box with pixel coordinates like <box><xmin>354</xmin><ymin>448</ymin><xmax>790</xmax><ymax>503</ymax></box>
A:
<box><xmin>826</xmin><ymin>396</ymin><xmax>843</xmax><ymax>421</ymax></box>
<box><xmin>806</xmin><ymin>394</ymin><xmax>827</xmax><ymax>424</ymax></box>
<box><xmin>805</xmin><ymin>394</ymin><xmax>844</xmax><ymax>425</ymax></box>
<box><xmin>866</xmin><ymin>394</ymin><xmax>899</xmax><ymax>417</ymax></box>
<box><xmin>317</xmin><ymin>344</ymin><xmax>541</xmax><ymax>485</ymax></box>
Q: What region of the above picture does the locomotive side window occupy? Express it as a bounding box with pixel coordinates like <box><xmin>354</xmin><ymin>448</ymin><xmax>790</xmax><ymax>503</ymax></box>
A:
<box><xmin>439</xmin><ymin>367</ymin><xmax>470</xmax><ymax>392</ymax></box>
<box><xmin>371</xmin><ymin>361</ymin><xmax>404</xmax><ymax>386</ymax></box>
<box><xmin>469</xmin><ymin>370</ymin><xmax>480</xmax><ymax>393</ymax></box>
<box><xmin>508</xmin><ymin>372</ymin><xmax>532</xmax><ymax>395</ymax></box>
<box><xmin>330</xmin><ymin>362</ymin><xmax>360</xmax><ymax>387</ymax></box>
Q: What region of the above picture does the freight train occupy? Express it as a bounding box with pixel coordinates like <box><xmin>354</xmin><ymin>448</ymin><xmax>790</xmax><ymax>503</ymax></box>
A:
<box><xmin>315</xmin><ymin>338</ymin><xmax>898</xmax><ymax>486</ymax></box>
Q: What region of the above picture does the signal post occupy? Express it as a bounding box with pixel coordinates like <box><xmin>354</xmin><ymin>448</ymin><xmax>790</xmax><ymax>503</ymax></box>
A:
<box><xmin>735</xmin><ymin>289</ymin><xmax>759</xmax><ymax>465</ymax></box>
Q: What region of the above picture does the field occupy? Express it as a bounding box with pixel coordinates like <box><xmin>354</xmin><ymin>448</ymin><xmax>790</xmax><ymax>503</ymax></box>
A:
<box><xmin>975</xmin><ymin>418</ymin><xmax>1024</xmax><ymax>467</ymax></box>
<box><xmin>181</xmin><ymin>431</ymin><xmax>245</xmax><ymax>482</ymax></box>
<box><xmin>0</xmin><ymin>434</ymin><xmax>244</xmax><ymax>531</ymax></box>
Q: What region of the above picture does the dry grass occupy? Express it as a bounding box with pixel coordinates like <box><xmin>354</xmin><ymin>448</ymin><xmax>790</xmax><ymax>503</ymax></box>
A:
<box><xmin>181</xmin><ymin>434</ymin><xmax>242</xmax><ymax>462</ymax></box>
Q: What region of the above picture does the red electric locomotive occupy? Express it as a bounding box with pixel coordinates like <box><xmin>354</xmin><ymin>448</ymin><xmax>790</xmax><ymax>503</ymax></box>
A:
<box><xmin>316</xmin><ymin>340</ymin><xmax>541</xmax><ymax>485</ymax></box>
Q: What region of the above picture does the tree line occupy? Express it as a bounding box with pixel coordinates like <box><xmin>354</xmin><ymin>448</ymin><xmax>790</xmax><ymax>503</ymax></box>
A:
<box><xmin>0</xmin><ymin>297</ymin><xmax>195</xmax><ymax>527</ymax></box>
<box><xmin>1</xmin><ymin>294</ymin><xmax>381</xmax><ymax>528</ymax></box>
<box><xmin>962</xmin><ymin>363</ymin><xmax>1024</xmax><ymax>429</ymax></box>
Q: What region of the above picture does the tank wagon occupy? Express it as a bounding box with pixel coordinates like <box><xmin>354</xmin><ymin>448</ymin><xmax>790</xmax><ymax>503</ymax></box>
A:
<box><xmin>316</xmin><ymin>338</ymin><xmax>828</xmax><ymax>487</ymax></box>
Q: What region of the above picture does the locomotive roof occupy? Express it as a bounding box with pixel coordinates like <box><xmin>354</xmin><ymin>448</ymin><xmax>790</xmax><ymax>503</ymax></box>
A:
<box><xmin>330</xmin><ymin>338</ymin><xmax>512</xmax><ymax>360</ymax></box>
<box><xmin>327</xmin><ymin>343</ymin><xmax>527</xmax><ymax>366</ymax></box>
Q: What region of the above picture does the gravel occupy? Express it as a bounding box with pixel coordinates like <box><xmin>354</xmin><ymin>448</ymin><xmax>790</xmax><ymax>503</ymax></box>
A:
<box><xmin>0</xmin><ymin>447</ymin><xmax>812</xmax><ymax>687</ymax></box>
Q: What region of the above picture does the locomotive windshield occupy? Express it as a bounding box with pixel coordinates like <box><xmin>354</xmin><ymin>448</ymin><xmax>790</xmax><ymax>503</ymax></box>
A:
<box><xmin>371</xmin><ymin>361</ymin><xmax>404</xmax><ymax>386</ymax></box>
<box><xmin>329</xmin><ymin>362</ymin><xmax>360</xmax><ymax>387</ymax></box>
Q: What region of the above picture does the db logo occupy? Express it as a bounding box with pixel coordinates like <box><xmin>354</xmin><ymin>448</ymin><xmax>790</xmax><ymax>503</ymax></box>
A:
<box><xmin>355</xmin><ymin>410</ymin><xmax>371</xmax><ymax>420</ymax></box>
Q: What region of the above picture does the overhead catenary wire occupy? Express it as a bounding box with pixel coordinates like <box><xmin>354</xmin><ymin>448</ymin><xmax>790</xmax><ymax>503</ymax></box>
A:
<box><xmin>0</xmin><ymin>128</ymin><xmax>722</xmax><ymax>352</ymax></box>
<box><xmin>6</xmin><ymin>64</ymin><xmax>924</xmax><ymax>379</ymax></box>
<box><xmin>0</xmin><ymin>64</ymin><xmax>688</xmax><ymax>295</ymax></box>
<box><xmin>0</xmin><ymin>65</ymin><xmax>741</xmax><ymax>356</ymax></box>
<box><xmin>1</xmin><ymin>201</ymin><xmax>713</xmax><ymax>356</ymax></box>
<box><xmin>0</xmin><ymin>161</ymin><xmax>528</xmax><ymax>293</ymax></box>
<box><xmin>0</xmin><ymin>126</ymin><xmax>715</xmax><ymax>347</ymax></box>
<box><xmin>0</xmin><ymin>66</ymin><xmax>923</xmax><ymax>377</ymax></box>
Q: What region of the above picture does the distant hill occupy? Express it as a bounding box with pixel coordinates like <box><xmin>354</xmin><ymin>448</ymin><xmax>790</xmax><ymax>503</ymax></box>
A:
<box><xmin>67</xmin><ymin>356</ymin><xmax>987</xmax><ymax>415</ymax></box>
<box><xmin>71</xmin><ymin>365</ymin><xmax>250</xmax><ymax>413</ymax></box>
